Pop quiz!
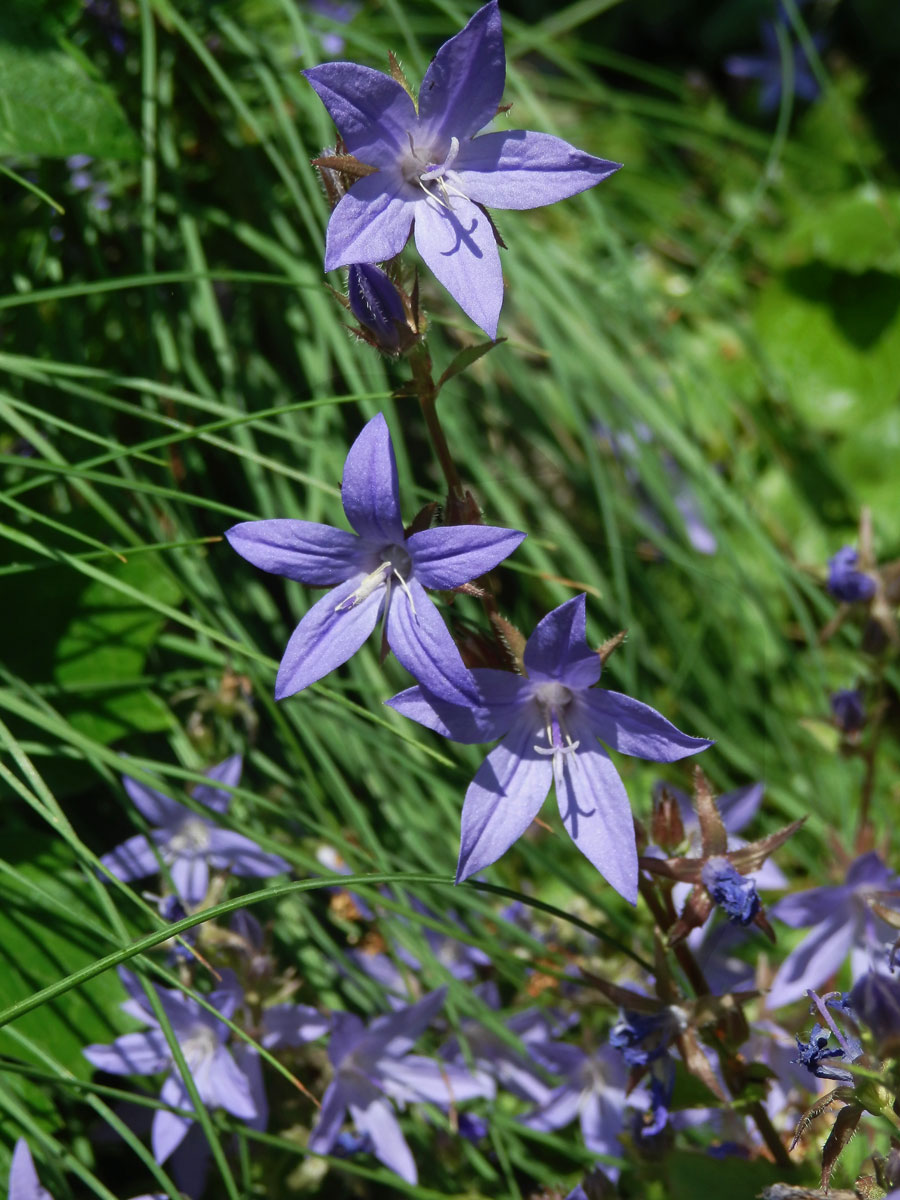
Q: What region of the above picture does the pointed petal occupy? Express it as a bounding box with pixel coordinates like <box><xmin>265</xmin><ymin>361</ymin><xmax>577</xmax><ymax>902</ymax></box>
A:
<box><xmin>230</xmin><ymin>1045</ymin><xmax>268</xmax><ymax>1132</ymax></box>
<box><xmin>325</xmin><ymin>174</ymin><xmax>415</xmax><ymax>271</ymax></box>
<box><xmin>302</xmin><ymin>63</ymin><xmax>417</xmax><ymax>165</ymax></box>
<box><xmin>455</xmin><ymin>130</ymin><xmax>621</xmax><ymax>210</ymax></box>
<box><xmin>846</xmin><ymin>851</ymin><xmax>897</xmax><ymax>889</ymax></box>
<box><xmin>554</xmin><ymin>739</ymin><xmax>638</xmax><ymax>904</ymax></box>
<box><xmin>418</xmin><ymin>0</ymin><xmax>505</xmax><ymax>141</ymax></box>
<box><xmin>522</xmin><ymin>594</ymin><xmax>601</xmax><ymax>687</ymax></box>
<box><xmin>152</xmin><ymin>1095</ymin><xmax>193</xmax><ymax>1165</ymax></box>
<box><xmin>261</xmin><ymin>1003</ymin><xmax>331</xmax><ymax>1049</ymax></box>
<box><xmin>10</xmin><ymin>1140</ymin><xmax>48</xmax><ymax>1200</ymax></box>
<box><xmin>100</xmin><ymin>834</ymin><xmax>161</xmax><ymax>882</ymax></box>
<box><xmin>456</xmin><ymin>716</ymin><xmax>552</xmax><ymax>882</ymax></box>
<box><xmin>386</xmin><ymin>667</ymin><xmax>524</xmax><ymax>743</ymax></box>
<box><xmin>308</xmin><ymin>1080</ymin><xmax>348</xmax><ymax>1154</ymax></box>
<box><xmin>718</xmin><ymin>782</ymin><xmax>765</xmax><ymax>834</ymax></box>
<box><xmin>580</xmin><ymin>1087</ymin><xmax>625</xmax><ymax>1157</ymax></box>
<box><xmin>83</xmin><ymin>1032</ymin><xmax>170</xmax><ymax>1076</ymax></box>
<box><xmin>521</xmin><ymin>1083</ymin><xmax>581</xmax><ymax>1133</ymax></box>
<box><xmin>366</xmin><ymin>988</ymin><xmax>448</xmax><ymax>1058</ymax></box>
<box><xmin>408</xmin><ymin>524</ymin><xmax>525</xmax><ymax>588</ymax></box>
<box><xmin>413</xmin><ymin>195</ymin><xmax>503</xmax><ymax>337</ymax></box>
<box><xmin>582</xmin><ymin>689</ymin><xmax>713</xmax><ymax>762</ymax></box>
<box><xmin>766</xmin><ymin>911</ymin><xmax>857</xmax><ymax>1009</ymax></box>
<box><xmin>274</xmin><ymin>573</ymin><xmax>382</xmax><ymax>699</ymax></box>
<box><xmin>201</xmin><ymin>1046</ymin><xmax>258</xmax><ymax>1120</ymax></box>
<box><xmin>206</xmin><ymin>829</ymin><xmax>290</xmax><ymax>877</ymax></box>
<box><xmin>385</xmin><ymin>577</ymin><xmax>478</xmax><ymax>702</ymax></box>
<box><xmin>340</xmin><ymin>414</ymin><xmax>405</xmax><ymax>543</ymax></box>
<box><xmin>169</xmin><ymin>854</ymin><xmax>209</xmax><ymax>907</ymax></box>
<box><xmin>192</xmin><ymin>754</ymin><xmax>243</xmax><ymax>813</ymax></box>
<box><xmin>122</xmin><ymin>773</ymin><xmax>183</xmax><ymax>826</ymax></box>
<box><xmin>225</xmin><ymin>520</ymin><xmax>364</xmax><ymax>586</ymax></box>
<box><xmin>168</xmin><ymin>1125</ymin><xmax>210</xmax><ymax>1197</ymax></box>
<box><xmin>348</xmin><ymin>1095</ymin><xmax>418</xmax><ymax>1184</ymax></box>
<box><xmin>771</xmin><ymin>886</ymin><xmax>844</xmax><ymax>928</ymax></box>
<box><xmin>378</xmin><ymin>1054</ymin><xmax>495</xmax><ymax>1103</ymax></box>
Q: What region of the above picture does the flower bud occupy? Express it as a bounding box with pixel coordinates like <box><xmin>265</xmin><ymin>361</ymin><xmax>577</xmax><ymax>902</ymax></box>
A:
<box><xmin>347</xmin><ymin>263</ymin><xmax>413</xmax><ymax>355</ymax></box>
<box><xmin>830</xmin><ymin>688</ymin><xmax>866</xmax><ymax>734</ymax></box>
<box><xmin>701</xmin><ymin>857</ymin><xmax>760</xmax><ymax>925</ymax></box>
<box><xmin>828</xmin><ymin>545</ymin><xmax>875</xmax><ymax>603</ymax></box>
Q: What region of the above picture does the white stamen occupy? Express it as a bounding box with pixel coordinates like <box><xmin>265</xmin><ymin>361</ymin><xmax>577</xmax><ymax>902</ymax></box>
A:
<box><xmin>335</xmin><ymin>562</ymin><xmax>391</xmax><ymax>612</ymax></box>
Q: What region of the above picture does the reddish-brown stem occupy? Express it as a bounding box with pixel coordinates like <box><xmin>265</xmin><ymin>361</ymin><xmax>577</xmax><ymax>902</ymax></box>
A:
<box><xmin>408</xmin><ymin>344</ymin><xmax>463</xmax><ymax>501</ymax></box>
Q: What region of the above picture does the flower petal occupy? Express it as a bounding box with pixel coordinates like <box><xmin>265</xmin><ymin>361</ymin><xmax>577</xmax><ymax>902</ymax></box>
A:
<box><xmin>83</xmin><ymin>1031</ymin><xmax>171</xmax><ymax>1076</ymax></box>
<box><xmin>340</xmin><ymin>414</ymin><xmax>405</xmax><ymax>544</ymax></box>
<box><xmin>387</xmin><ymin>667</ymin><xmax>525</xmax><ymax>744</ymax></box>
<box><xmin>554</xmin><ymin>739</ymin><xmax>638</xmax><ymax>903</ymax></box>
<box><xmin>261</xmin><ymin>1003</ymin><xmax>331</xmax><ymax>1049</ymax></box>
<box><xmin>122</xmin><ymin>773</ymin><xmax>183</xmax><ymax>827</ymax></box>
<box><xmin>308</xmin><ymin>1079</ymin><xmax>349</xmax><ymax>1154</ymax></box>
<box><xmin>455</xmin><ymin>129</ymin><xmax>621</xmax><ymax>210</ymax></box>
<box><xmin>202</xmin><ymin>1046</ymin><xmax>258</xmax><ymax>1120</ymax></box>
<box><xmin>206</xmin><ymin>828</ymin><xmax>290</xmax><ymax>877</ymax></box>
<box><xmin>457</xmin><ymin>716</ymin><xmax>552</xmax><ymax>883</ymax></box>
<box><xmin>274</xmin><ymin>572</ymin><xmax>382</xmax><ymax>699</ymax></box>
<box><xmin>365</xmin><ymin>988</ymin><xmax>448</xmax><ymax>1059</ymax></box>
<box><xmin>225</xmin><ymin>519</ymin><xmax>364</xmax><ymax>586</ymax></box>
<box><xmin>385</xmin><ymin>577</ymin><xmax>478</xmax><ymax>702</ymax></box>
<box><xmin>522</xmin><ymin>1083</ymin><xmax>581</xmax><ymax>1133</ymax></box>
<box><xmin>193</xmin><ymin>754</ymin><xmax>243</xmax><ymax>813</ymax></box>
<box><xmin>302</xmin><ymin>63</ymin><xmax>417</xmax><ymax>165</ymax></box>
<box><xmin>413</xmin><ymin>194</ymin><xmax>503</xmax><ymax>337</ymax></box>
<box><xmin>580</xmin><ymin>1087</ymin><xmax>625</xmax><ymax>1160</ymax></box>
<box><xmin>522</xmin><ymin>594</ymin><xmax>601</xmax><ymax>687</ymax></box>
<box><xmin>100</xmin><ymin>834</ymin><xmax>161</xmax><ymax>883</ymax></box>
<box><xmin>408</xmin><ymin>524</ymin><xmax>525</xmax><ymax>588</ymax></box>
<box><xmin>766</xmin><ymin>910</ymin><xmax>857</xmax><ymax>1009</ymax></box>
<box><xmin>325</xmin><ymin>174</ymin><xmax>415</xmax><ymax>272</ymax></box>
<box><xmin>717</xmin><ymin>782</ymin><xmax>765</xmax><ymax>835</ymax></box>
<box><xmin>230</xmin><ymin>1045</ymin><xmax>268</xmax><ymax>1133</ymax></box>
<box><xmin>418</xmin><ymin>0</ymin><xmax>505</xmax><ymax>142</ymax></box>
<box><xmin>379</xmin><ymin>1054</ymin><xmax>495</xmax><ymax>1104</ymax></box>
<box><xmin>582</xmin><ymin>689</ymin><xmax>713</xmax><ymax>762</ymax></box>
<box><xmin>152</xmin><ymin>1081</ymin><xmax>194</xmax><ymax>1164</ymax></box>
<box><xmin>10</xmin><ymin>1140</ymin><xmax>47</xmax><ymax>1200</ymax></box>
<box><xmin>348</xmin><ymin>1094</ymin><xmax>418</xmax><ymax>1184</ymax></box>
<box><xmin>169</xmin><ymin>854</ymin><xmax>209</xmax><ymax>907</ymax></box>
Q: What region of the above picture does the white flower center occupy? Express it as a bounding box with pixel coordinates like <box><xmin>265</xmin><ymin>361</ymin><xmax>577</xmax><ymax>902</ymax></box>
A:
<box><xmin>168</xmin><ymin>817</ymin><xmax>211</xmax><ymax>856</ymax></box>
<box><xmin>532</xmin><ymin>682</ymin><xmax>580</xmax><ymax>761</ymax></box>
<box><xmin>334</xmin><ymin>543</ymin><xmax>415</xmax><ymax>614</ymax></box>
<box><xmin>181</xmin><ymin>1023</ymin><xmax>219</xmax><ymax>1072</ymax></box>
<box><xmin>400</xmin><ymin>132</ymin><xmax>465</xmax><ymax>209</ymax></box>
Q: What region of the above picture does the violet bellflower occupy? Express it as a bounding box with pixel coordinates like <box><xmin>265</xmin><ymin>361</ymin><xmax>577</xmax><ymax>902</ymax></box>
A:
<box><xmin>724</xmin><ymin>19</ymin><xmax>822</xmax><ymax>114</ymax></box>
<box><xmin>303</xmin><ymin>1</ymin><xmax>622</xmax><ymax>337</ymax></box>
<box><xmin>387</xmin><ymin>594</ymin><xmax>712</xmax><ymax>900</ymax></box>
<box><xmin>767</xmin><ymin>851</ymin><xmax>900</xmax><ymax>1009</ymax></box>
<box><xmin>827</xmin><ymin>545</ymin><xmax>876</xmax><ymax>603</ymax></box>
<box><xmin>226</xmin><ymin>413</ymin><xmax>524</xmax><ymax>699</ymax></box>
<box><xmin>83</xmin><ymin>972</ymin><xmax>258</xmax><ymax>1164</ymax></box>
<box><xmin>100</xmin><ymin>755</ymin><xmax>290</xmax><ymax>907</ymax></box>
<box><xmin>308</xmin><ymin>988</ymin><xmax>493</xmax><ymax>1183</ymax></box>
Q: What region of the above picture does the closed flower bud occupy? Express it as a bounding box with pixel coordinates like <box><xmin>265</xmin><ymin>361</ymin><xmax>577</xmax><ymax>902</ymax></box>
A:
<box><xmin>830</xmin><ymin>688</ymin><xmax>866</xmax><ymax>734</ymax></box>
<box><xmin>701</xmin><ymin>856</ymin><xmax>760</xmax><ymax>925</ymax></box>
<box><xmin>828</xmin><ymin>545</ymin><xmax>875</xmax><ymax>603</ymax></box>
<box><xmin>347</xmin><ymin>263</ymin><xmax>414</xmax><ymax>356</ymax></box>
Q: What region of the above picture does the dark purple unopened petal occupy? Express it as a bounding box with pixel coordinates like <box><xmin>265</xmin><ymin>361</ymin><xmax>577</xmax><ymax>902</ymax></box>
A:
<box><xmin>153</xmin><ymin>1080</ymin><xmax>194</xmax><ymax>1163</ymax></box>
<box><xmin>348</xmin><ymin>1094</ymin><xmax>417</xmax><ymax>1183</ymax></box>
<box><xmin>225</xmin><ymin>520</ymin><xmax>364</xmax><ymax>586</ymax></box>
<box><xmin>385</xmin><ymin>577</ymin><xmax>477</xmax><ymax>702</ymax></box>
<box><xmin>766</xmin><ymin>911</ymin><xmax>857</xmax><ymax>1009</ymax></box>
<box><xmin>193</xmin><ymin>754</ymin><xmax>243</xmax><ymax>813</ymax></box>
<box><xmin>554</xmin><ymin>739</ymin><xmax>638</xmax><ymax>904</ymax></box>
<box><xmin>308</xmin><ymin>1079</ymin><xmax>349</xmax><ymax>1154</ymax></box>
<box><xmin>455</xmin><ymin>130</ymin><xmax>621</xmax><ymax>210</ymax></box>
<box><xmin>206</xmin><ymin>828</ymin><xmax>290</xmax><ymax>877</ymax></box>
<box><xmin>169</xmin><ymin>854</ymin><xmax>209</xmax><ymax>907</ymax></box>
<box><xmin>407</xmin><ymin>524</ymin><xmax>525</xmax><ymax>588</ymax></box>
<box><xmin>413</xmin><ymin>194</ymin><xmax>503</xmax><ymax>337</ymax></box>
<box><xmin>522</xmin><ymin>594</ymin><xmax>601</xmax><ymax>687</ymax></box>
<box><xmin>302</xmin><ymin>63</ymin><xmax>416</xmax><ymax>165</ymax></box>
<box><xmin>274</xmin><ymin>572</ymin><xmax>382</xmax><ymax>698</ymax></box>
<box><xmin>341</xmin><ymin>413</ymin><xmax>405</xmax><ymax>544</ymax></box>
<box><xmin>122</xmin><ymin>773</ymin><xmax>183</xmax><ymax>827</ymax></box>
<box><xmin>457</xmin><ymin>716</ymin><xmax>552</xmax><ymax>882</ymax></box>
<box><xmin>325</xmin><ymin>174</ymin><xmax>415</xmax><ymax>271</ymax></box>
<box><xmin>582</xmin><ymin>690</ymin><xmax>713</xmax><ymax>762</ymax></box>
<box><xmin>418</xmin><ymin>1</ymin><xmax>505</xmax><ymax>142</ymax></box>
<box><xmin>83</xmin><ymin>1031</ymin><xmax>171</xmax><ymax>1076</ymax></box>
<box><xmin>101</xmin><ymin>833</ymin><xmax>161</xmax><ymax>882</ymax></box>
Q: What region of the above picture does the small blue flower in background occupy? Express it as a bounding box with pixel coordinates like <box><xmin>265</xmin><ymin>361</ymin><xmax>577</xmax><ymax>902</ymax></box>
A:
<box><xmin>389</xmin><ymin>593</ymin><xmax>712</xmax><ymax>899</ymax></box>
<box><xmin>227</xmin><ymin>413</ymin><xmax>524</xmax><ymax>699</ymax></box>
<box><xmin>65</xmin><ymin>154</ymin><xmax>111</xmax><ymax>212</ymax></box>
<box><xmin>768</xmin><ymin>851</ymin><xmax>900</xmax><ymax>1008</ymax></box>
<box><xmin>725</xmin><ymin>18</ymin><xmax>823</xmax><ymax>114</ymax></box>
<box><xmin>100</xmin><ymin>755</ymin><xmax>290</xmax><ymax>907</ymax></box>
<box><xmin>308</xmin><ymin>988</ymin><xmax>493</xmax><ymax>1183</ymax></box>
<box><xmin>830</xmin><ymin>688</ymin><xmax>866</xmax><ymax>734</ymax></box>
<box><xmin>309</xmin><ymin>0</ymin><xmax>359</xmax><ymax>58</ymax></box>
<box><xmin>827</xmin><ymin>545</ymin><xmax>876</xmax><ymax>603</ymax></box>
<box><xmin>303</xmin><ymin>1</ymin><xmax>621</xmax><ymax>336</ymax></box>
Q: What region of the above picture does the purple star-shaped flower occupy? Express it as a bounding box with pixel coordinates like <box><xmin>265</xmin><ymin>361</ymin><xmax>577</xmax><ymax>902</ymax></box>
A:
<box><xmin>767</xmin><ymin>851</ymin><xmax>900</xmax><ymax>1009</ymax></box>
<box><xmin>724</xmin><ymin>20</ymin><xmax>822</xmax><ymax>114</ymax></box>
<box><xmin>309</xmin><ymin>989</ymin><xmax>493</xmax><ymax>1183</ymax></box>
<box><xmin>302</xmin><ymin>1</ymin><xmax>621</xmax><ymax>336</ymax></box>
<box><xmin>388</xmin><ymin>594</ymin><xmax>712</xmax><ymax>900</ymax></box>
<box><xmin>100</xmin><ymin>755</ymin><xmax>290</xmax><ymax>907</ymax></box>
<box><xmin>226</xmin><ymin>413</ymin><xmax>524</xmax><ymax>698</ymax></box>
<box><xmin>84</xmin><ymin>973</ymin><xmax>258</xmax><ymax>1164</ymax></box>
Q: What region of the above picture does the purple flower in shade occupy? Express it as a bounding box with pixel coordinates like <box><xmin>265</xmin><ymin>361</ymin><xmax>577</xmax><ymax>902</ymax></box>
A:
<box><xmin>100</xmin><ymin>755</ymin><xmax>290</xmax><ymax>907</ymax></box>
<box><xmin>520</xmin><ymin>1043</ymin><xmax>629</xmax><ymax>1166</ymax></box>
<box><xmin>441</xmin><ymin>998</ymin><xmax>561</xmax><ymax>1103</ymax></box>
<box><xmin>793</xmin><ymin>1023</ymin><xmax>856</xmax><ymax>1084</ymax></box>
<box><xmin>388</xmin><ymin>594</ymin><xmax>712</xmax><ymax>899</ymax></box>
<box><xmin>849</xmin><ymin>968</ymin><xmax>900</xmax><ymax>1054</ymax></box>
<box><xmin>226</xmin><ymin>413</ymin><xmax>524</xmax><ymax>699</ymax></box>
<box><xmin>724</xmin><ymin>20</ymin><xmax>822</xmax><ymax>114</ymax></box>
<box><xmin>830</xmin><ymin>688</ymin><xmax>866</xmax><ymax>734</ymax></box>
<box><xmin>84</xmin><ymin>973</ymin><xmax>258</xmax><ymax>1164</ymax></box>
<box><xmin>308</xmin><ymin>989</ymin><xmax>493</xmax><ymax>1183</ymax></box>
<box><xmin>8</xmin><ymin>1141</ymin><xmax>52</xmax><ymax>1200</ymax></box>
<box><xmin>827</xmin><ymin>545</ymin><xmax>876</xmax><ymax>603</ymax></box>
<box><xmin>302</xmin><ymin>1</ymin><xmax>621</xmax><ymax>337</ymax></box>
<box><xmin>308</xmin><ymin>0</ymin><xmax>359</xmax><ymax>58</ymax></box>
<box><xmin>767</xmin><ymin>852</ymin><xmax>900</xmax><ymax>1009</ymax></box>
